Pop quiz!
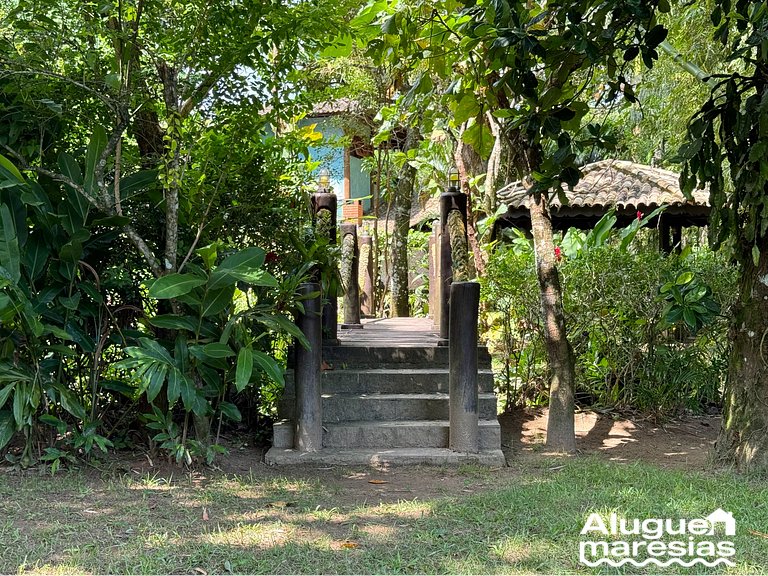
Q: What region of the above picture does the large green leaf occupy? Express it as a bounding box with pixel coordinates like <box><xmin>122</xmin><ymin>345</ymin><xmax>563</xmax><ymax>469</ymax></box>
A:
<box><xmin>148</xmin><ymin>314</ymin><xmax>198</xmax><ymax>332</ymax></box>
<box><xmin>0</xmin><ymin>383</ymin><xmax>14</xmax><ymax>410</ymax></box>
<box><xmin>208</xmin><ymin>247</ymin><xmax>267</xmax><ymax>289</ymax></box>
<box><xmin>84</xmin><ymin>126</ymin><xmax>107</xmax><ymax>197</ymax></box>
<box><xmin>0</xmin><ymin>410</ymin><xmax>14</xmax><ymax>449</ymax></box>
<box><xmin>119</xmin><ymin>170</ymin><xmax>158</xmax><ymax>201</ymax></box>
<box><xmin>200</xmin><ymin>284</ymin><xmax>235</xmax><ymax>317</ymax></box>
<box><xmin>252</xmin><ymin>350</ymin><xmax>284</xmax><ymax>386</ymax></box>
<box><xmin>22</xmin><ymin>233</ymin><xmax>49</xmax><ymax>281</ymax></box>
<box><xmin>203</xmin><ymin>342</ymin><xmax>235</xmax><ymax>358</ymax></box>
<box><xmin>0</xmin><ymin>204</ymin><xmax>20</xmax><ymax>283</ymax></box>
<box><xmin>235</xmin><ymin>347</ymin><xmax>253</xmax><ymax>392</ymax></box>
<box><xmin>148</xmin><ymin>273</ymin><xmax>206</xmax><ymax>299</ymax></box>
<box><xmin>0</xmin><ymin>154</ymin><xmax>24</xmax><ymax>183</ymax></box>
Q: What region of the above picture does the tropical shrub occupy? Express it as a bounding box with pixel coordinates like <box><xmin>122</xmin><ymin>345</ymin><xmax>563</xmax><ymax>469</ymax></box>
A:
<box><xmin>482</xmin><ymin>213</ymin><xmax>738</xmax><ymax>416</ymax></box>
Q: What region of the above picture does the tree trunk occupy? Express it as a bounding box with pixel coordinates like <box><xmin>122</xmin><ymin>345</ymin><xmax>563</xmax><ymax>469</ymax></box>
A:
<box><xmin>529</xmin><ymin>192</ymin><xmax>576</xmax><ymax>453</ymax></box>
<box><xmin>453</xmin><ymin>133</ymin><xmax>484</xmax><ymax>277</ymax></box>
<box><xmin>390</xmin><ymin>128</ymin><xmax>418</xmax><ymax>317</ymax></box>
<box><xmin>715</xmin><ymin>247</ymin><xmax>768</xmax><ymax>472</ymax></box>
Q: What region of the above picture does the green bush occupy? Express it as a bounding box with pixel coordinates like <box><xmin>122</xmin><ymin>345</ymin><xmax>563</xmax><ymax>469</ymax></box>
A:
<box><xmin>481</xmin><ymin>216</ymin><xmax>738</xmax><ymax>416</ymax></box>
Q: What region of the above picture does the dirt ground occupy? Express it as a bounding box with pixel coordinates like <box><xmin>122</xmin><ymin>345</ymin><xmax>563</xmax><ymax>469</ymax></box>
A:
<box><xmin>61</xmin><ymin>409</ymin><xmax>720</xmax><ymax>509</ymax></box>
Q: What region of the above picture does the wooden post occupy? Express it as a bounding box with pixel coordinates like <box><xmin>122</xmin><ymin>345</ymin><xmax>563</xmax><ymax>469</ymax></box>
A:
<box><xmin>340</xmin><ymin>223</ymin><xmax>362</xmax><ymax>328</ymax></box>
<box><xmin>359</xmin><ymin>233</ymin><xmax>374</xmax><ymax>317</ymax></box>
<box><xmin>439</xmin><ymin>184</ymin><xmax>468</xmax><ymax>343</ymax></box>
<box><xmin>312</xmin><ymin>192</ymin><xmax>338</xmax><ymax>344</ymax></box>
<box><xmin>294</xmin><ymin>282</ymin><xmax>322</xmax><ymax>452</ymax></box>
<box><xmin>449</xmin><ymin>281</ymin><xmax>480</xmax><ymax>453</ymax></box>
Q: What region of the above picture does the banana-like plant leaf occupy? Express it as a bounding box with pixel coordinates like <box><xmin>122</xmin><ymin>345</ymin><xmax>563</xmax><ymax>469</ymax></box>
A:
<box><xmin>200</xmin><ymin>284</ymin><xmax>235</xmax><ymax>317</ymax></box>
<box><xmin>252</xmin><ymin>350</ymin><xmax>284</xmax><ymax>386</ymax></box>
<box><xmin>219</xmin><ymin>401</ymin><xmax>242</xmax><ymax>422</ymax></box>
<box><xmin>208</xmin><ymin>247</ymin><xmax>266</xmax><ymax>289</ymax></box>
<box><xmin>203</xmin><ymin>343</ymin><xmax>235</xmax><ymax>358</ymax></box>
<box><xmin>0</xmin><ymin>384</ymin><xmax>14</xmax><ymax>409</ymax></box>
<box><xmin>0</xmin><ymin>153</ymin><xmax>24</xmax><ymax>182</ymax></box>
<box><xmin>235</xmin><ymin>347</ymin><xmax>253</xmax><ymax>392</ymax></box>
<box><xmin>0</xmin><ymin>204</ymin><xmax>21</xmax><ymax>283</ymax></box>
<box><xmin>119</xmin><ymin>170</ymin><xmax>158</xmax><ymax>200</ymax></box>
<box><xmin>0</xmin><ymin>410</ymin><xmax>14</xmax><ymax>449</ymax></box>
<box><xmin>148</xmin><ymin>273</ymin><xmax>206</xmax><ymax>299</ymax></box>
<box><xmin>84</xmin><ymin>126</ymin><xmax>106</xmax><ymax>197</ymax></box>
<box><xmin>148</xmin><ymin>314</ymin><xmax>198</xmax><ymax>332</ymax></box>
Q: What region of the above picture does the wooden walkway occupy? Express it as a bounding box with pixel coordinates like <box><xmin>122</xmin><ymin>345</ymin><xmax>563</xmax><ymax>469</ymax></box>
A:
<box><xmin>338</xmin><ymin>317</ymin><xmax>440</xmax><ymax>347</ymax></box>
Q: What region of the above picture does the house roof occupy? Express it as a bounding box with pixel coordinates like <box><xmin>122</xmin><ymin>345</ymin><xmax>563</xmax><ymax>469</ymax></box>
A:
<box><xmin>497</xmin><ymin>160</ymin><xmax>711</xmax><ymax>231</ymax></box>
<box><xmin>310</xmin><ymin>98</ymin><xmax>368</xmax><ymax>117</ymax></box>
<box><xmin>497</xmin><ymin>159</ymin><xmax>709</xmax><ymax>210</ymax></box>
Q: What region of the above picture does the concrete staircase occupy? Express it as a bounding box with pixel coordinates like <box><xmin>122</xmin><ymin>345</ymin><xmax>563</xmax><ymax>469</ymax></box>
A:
<box><xmin>265</xmin><ymin>341</ymin><xmax>506</xmax><ymax>466</ymax></box>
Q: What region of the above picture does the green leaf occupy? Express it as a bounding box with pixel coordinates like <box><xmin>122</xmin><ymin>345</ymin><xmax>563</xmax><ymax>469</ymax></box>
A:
<box><xmin>39</xmin><ymin>414</ymin><xmax>67</xmax><ymax>435</ymax></box>
<box><xmin>91</xmin><ymin>215</ymin><xmax>131</xmax><ymax>227</ymax></box>
<box><xmin>22</xmin><ymin>233</ymin><xmax>49</xmax><ymax>281</ymax></box>
<box><xmin>219</xmin><ymin>401</ymin><xmax>242</xmax><ymax>422</ymax></box>
<box><xmin>0</xmin><ymin>411</ymin><xmax>14</xmax><ymax>449</ymax></box>
<box><xmin>203</xmin><ymin>343</ymin><xmax>235</xmax><ymax>358</ymax></box>
<box><xmin>200</xmin><ymin>285</ymin><xmax>235</xmax><ymax>317</ymax></box>
<box><xmin>682</xmin><ymin>308</ymin><xmax>697</xmax><ymax>330</ymax></box>
<box><xmin>55</xmin><ymin>385</ymin><xmax>87</xmax><ymax>420</ymax></box>
<box><xmin>235</xmin><ymin>347</ymin><xmax>253</xmax><ymax>392</ymax></box>
<box><xmin>148</xmin><ymin>315</ymin><xmax>198</xmax><ymax>332</ymax></box>
<box><xmin>84</xmin><ymin>125</ymin><xmax>107</xmax><ymax>196</ymax></box>
<box><xmin>753</xmin><ymin>245</ymin><xmax>761</xmax><ymax>267</ymax></box>
<box><xmin>208</xmin><ymin>247</ymin><xmax>267</xmax><ymax>289</ymax></box>
<box><xmin>167</xmin><ymin>368</ymin><xmax>182</xmax><ymax>407</ymax></box>
<box><xmin>0</xmin><ymin>204</ymin><xmax>21</xmax><ymax>284</ymax></box>
<box><xmin>180</xmin><ymin>375</ymin><xmax>197</xmax><ymax>412</ymax></box>
<box><xmin>675</xmin><ymin>271</ymin><xmax>694</xmax><ymax>285</ymax></box>
<box><xmin>59</xmin><ymin>293</ymin><xmax>81</xmax><ymax>310</ymax></box>
<box><xmin>148</xmin><ymin>273</ymin><xmax>206</xmax><ymax>299</ymax></box>
<box><xmin>0</xmin><ymin>154</ymin><xmax>24</xmax><ymax>183</ymax></box>
<box><xmin>196</xmin><ymin>243</ymin><xmax>218</xmax><ymax>270</ymax></box>
<box><xmin>145</xmin><ymin>364</ymin><xmax>168</xmax><ymax>403</ymax></box>
<box><xmin>0</xmin><ymin>384</ymin><xmax>14</xmax><ymax>410</ymax></box>
<box><xmin>252</xmin><ymin>350</ymin><xmax>284</xmax><ymax>386</ymax></box>
<box><xmin>119</xmin><ymin>170</ymin><xmax>158</xmax><ymax>200</ymax></box>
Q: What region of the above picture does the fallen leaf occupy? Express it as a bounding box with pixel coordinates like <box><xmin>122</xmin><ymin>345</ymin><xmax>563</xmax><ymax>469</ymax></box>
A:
<box><xmin>192</xmin><ymin>568</ymin><xmax>208</xmax><ymax>575</ymax></box>
<box><xmin>368</xmin><ymin>479</ymin><xmax>388</xmax><ymax>485</ymax></box>
<box><xmin>202</xmin><ymin>507</ymin><xmax>209</xmax><ymax>521</ymax></box>
<box><xmin>749</xmin><ymin>529</ymin><xmax>768</xmax><ymax>539</ymax></box>
<box><xmin>223</xmin><ymin>560</ymin><xmax>233</xmax><ymax>573</ymax></box>
<box><xmin>341</xmin><ymin>541</ymin><xmax>359</xmax><ymax>549</ymax></box>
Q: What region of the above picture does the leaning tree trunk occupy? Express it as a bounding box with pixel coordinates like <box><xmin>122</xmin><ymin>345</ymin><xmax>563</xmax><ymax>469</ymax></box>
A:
<box><xmin>390</xmin><ymin>128</ymin><xmax>419</xmax><ymax>317</ymax></box>
<box><xmin>529</xmin><ymin>192</ymin><xmax>576</xmax><ymax>453</ymax></box>
<box><xmin>715</xmin><ymin>247</ymin><xmax>768</xmax><ymax>472</ymax></box>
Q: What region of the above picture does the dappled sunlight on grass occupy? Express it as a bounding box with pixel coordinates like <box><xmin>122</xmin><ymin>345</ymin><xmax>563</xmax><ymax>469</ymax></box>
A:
<box><xmin>0</xmin><ymin>458</ymin><xmax>766</xmax><ymax>574</ymax></box>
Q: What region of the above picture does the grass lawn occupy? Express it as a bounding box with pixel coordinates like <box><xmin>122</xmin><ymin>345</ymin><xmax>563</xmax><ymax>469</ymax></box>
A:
<box><xmin>0</xmin><ymin>455</ymin><xmax>766</xmax><ymax>574</ymax></box>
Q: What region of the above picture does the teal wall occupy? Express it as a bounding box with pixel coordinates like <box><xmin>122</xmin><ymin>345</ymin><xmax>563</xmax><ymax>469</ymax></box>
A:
<box><xmin>304</xmin><ymin>117</ymin><xmax>371</xmax><ymax>216</ymax></box>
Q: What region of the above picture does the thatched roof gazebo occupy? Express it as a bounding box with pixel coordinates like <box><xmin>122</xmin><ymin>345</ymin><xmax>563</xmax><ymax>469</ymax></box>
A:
<box><xmin>496</xmin><ymin>160</ymin><xmax>710</xmax><ymax>252</ymax></box>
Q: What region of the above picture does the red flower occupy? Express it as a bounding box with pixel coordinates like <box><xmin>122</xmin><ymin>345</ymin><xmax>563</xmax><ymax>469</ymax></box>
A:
<box><xmin>554</xmin><ymin>246</ymin><xmax>562</xmax><ymax>261</ymax></box>
<box><xmin>265</xmin><ymin>251</ymin><xmax>278</xmax><ymax>264</ymax></box>
<box><xmin>637</xmin><ymin>210</ymin><xmax>644</xmax><ymax>220</ymax></box>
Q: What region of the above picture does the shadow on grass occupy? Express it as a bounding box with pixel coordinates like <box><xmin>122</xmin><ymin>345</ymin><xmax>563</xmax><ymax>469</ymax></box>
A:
<box><xmin>2</xmin><ymin>458</ymin><xmax>766</xmax><ymax>574</ymax></box>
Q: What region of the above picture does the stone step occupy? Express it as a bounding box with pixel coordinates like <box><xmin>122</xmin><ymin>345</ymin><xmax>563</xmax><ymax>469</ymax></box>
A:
<box><xmin>264</xmin><ymin>446</ymin><xmax>506</xmax><ymax>467</ymax></box>
<box><xmin>284</xmin><ymin>368</ymin><xmax>495</xmax><ymax>396</ymax></box>
<box><xmin>278</xmin><ymin>393</ymin><xmax>498</xmax><ymax>422</ymax></box>
<box><xmin>322</xmin><ymin>419</ymin><xmax>501</xmax><ymax>449</ymax></box>
<box><xmin>318</xmin><ymin>345</ymin><xmax>492</xmax><ymax>369</ymax></box>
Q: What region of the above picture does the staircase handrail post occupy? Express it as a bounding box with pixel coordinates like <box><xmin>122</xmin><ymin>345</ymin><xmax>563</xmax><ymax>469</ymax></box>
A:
<box><xmin>294</xmin><ymin>282</ymin><xmax>323</xmax><ymax>452</ymax></box>
<box><xmin>449</xmin><ymin>281</ymin><xmax>480</xmax><ymax>453</ymax></box>
<box><xmin>312</xmin><ymin>191</ymin><xmax>338</xmax><ymax>344</ymax></box>
<box><xmin>340</xmin><ymin>223</ymin><xmax>362</xmax><ymax>328</ymax></box>
<box><xmin>439</xmin><ymin>178</ymin><xmax>468</xmax><ymax>342</ymax></box>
